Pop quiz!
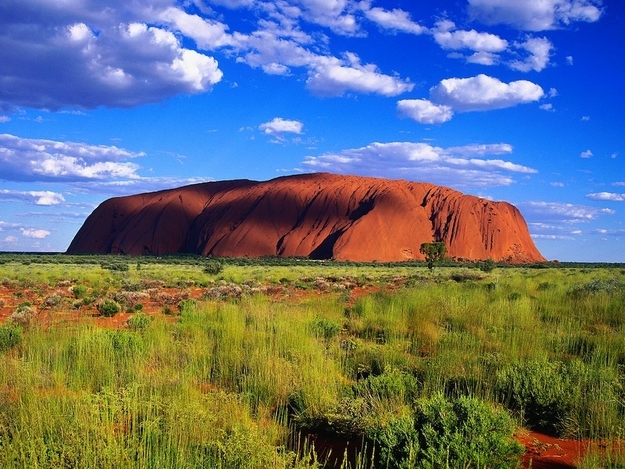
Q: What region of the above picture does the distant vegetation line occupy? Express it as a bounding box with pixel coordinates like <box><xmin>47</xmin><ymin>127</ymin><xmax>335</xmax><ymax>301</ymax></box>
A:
<box><xmin>0</xmin><ymin>252</ymin><xmax>623</xmax><ymax>269</ymax></box>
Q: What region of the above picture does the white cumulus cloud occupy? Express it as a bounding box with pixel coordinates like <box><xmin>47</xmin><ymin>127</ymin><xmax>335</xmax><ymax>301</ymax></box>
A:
<box><xmin>580</xmin><ymin>150</ymin><xmax>593</xmax><ymax>158</ymax></box>
<box><xmin>0</xmin><ymin>134</ymin><xmax>143</xmax><ymax>182</ymax></box>
<box><xmin>432</xmin><ymin>20</ymin><xmax>508</xmax><ymax>52</ymax></box>
<box><xmin>306</xmin><ymin>53</ymin><xmax>414</xmax><ymax>97</ymax></box>
<box><xmin>397</xmin><ymin>99</ymin><xmax>454</xmax><ymax>124</ymax></box>
<box><xmin>294</xmin><ymin>0</ymin><xmax>359</xmax><ymax>35</ymax></box>
<box><xmin>430</xmin><ymin>74</ymin><xmax>545</xmax><ymax>112</ymax></box>
<box><xmin>468</xmin><ymin>0</ymin><xmax>603</xmax><ymax>31</ymax></box>
<box><xmin>160</xmin><ymin>7</ymin><xmax>232</xmax><ymax>50</ymax></box>
<box><xmin>230</xmin><ymin>25</ymin><xmax>413</xmax><ymax>97</ymax></box>
<box><xmin>302</xmin><ymin>141</ymin><xmax>536</xmax><ymax>188</ymax></box>
<box><xmin>364</xmin><ymin>6</ymin><xmax>426</xmax><ymax>35</ymax></box>
<box><xmin>0</xmin><ymin>2</ymin><xmax>224</xmax><ymax>111</ymax></box>
<box><xmin>510</xmin><ymin>37</ymin><xmax>553</xmax><ymax>72</ymax></box>
<box><xmin>401</xmin><ymin>74</ymin><xmax>544</xmax><ymax>124</ymax></box>
<box><xmin>259</xmin><ymin>117</ymin><xmax>304</xmax><ymax>135</ymax></box>
<box><xmin>20</xmin><ymin>228</ymin><xmax>51</xmax><ymax>239</ymax></box>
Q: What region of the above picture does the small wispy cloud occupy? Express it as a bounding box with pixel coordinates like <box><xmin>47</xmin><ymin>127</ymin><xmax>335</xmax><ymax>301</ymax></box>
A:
<box><xmin>20</xmin><ymin>228</ymin><xmax>51</xmax><ymax>239</ymax></box>
<box><xmin>586</xmin><ymin>192</ymin><xmax>625</xmax><ymax>202</ymax></box>
<box><xmin>259</xmin><ymin>117</ymin><xmax>304</xmax><ymax>136</ymax></box>
<box><xmin>0</xmin><ymin>189</ymin><xmax>65</xmax><ymax>205</ymax></box>
<box><xmin>519</xmin><ymin>201</ymin><xmax>615</xmax><ymax>223</ymax></box>
<box><xmin>593</xmin><ymin>229</ymin><xmax>625</xmax><ymax>236</ymax></box>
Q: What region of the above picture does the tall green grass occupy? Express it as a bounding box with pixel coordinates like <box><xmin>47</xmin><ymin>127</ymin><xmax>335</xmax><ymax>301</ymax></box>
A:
<box><xmin>0</xmin><ymin>260</ymin><xmax>624</xmax><ymax>467</ymax></box>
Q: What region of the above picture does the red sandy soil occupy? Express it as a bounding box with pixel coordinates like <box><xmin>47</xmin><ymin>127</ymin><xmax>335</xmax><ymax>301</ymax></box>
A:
<box><xmin>0</xmin><ymin>281</ymin><xmax>205</xmax><ymax>328</ymax></box>
<box><xmin>68</xmin><ymin>172</ymin><xmax>545</xmax><ymax>263</ymax></box>
<box><xmin>518</xmin><ymin>430</ymin><xmax>590</xmax><ymax>468</ymax></box>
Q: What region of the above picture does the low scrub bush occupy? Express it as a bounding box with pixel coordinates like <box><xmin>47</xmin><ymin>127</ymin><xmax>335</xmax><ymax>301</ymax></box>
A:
<box><xmin>178</xmin><ymin>299</ymin><xmax>197</xmax><ymax>314</ymax></box>
<box><xmin>496</xmin><ymin>359</ymin><xmax>571</xmax><ymax>435</ymax></box>
<box><xmin>568</xmin><ymin>279</ymin><xmax>624</xmax><ymax>298</ymax></box>
<box><xmin>127</xmin><ymin>313</ymin><xmax>153</xmax><ymax>331</ymax></box>
<box><xmin>352</xmin><ymin>368</ymin><xmax>419</xmax><ymax>404</ymax></box>
<box><xmin>72</xmin><ymin>284</ymin><xmax>88</xmax><ymax>299</ymax></box>
<box><xmin>498</xmin><ymin>358</ymin><xmax>624</xmax><ymax>438</ymax></box>
<box><xmin>203</xmin><ymin>260</ymin><xmax>224</xmax><ymax>275</ymax></box>
<box><xmin>411</xmin><ymin>393</ymin><xmax>523</xmax><ymax>469</ymax></box>
<box><xmin>10</xmin><ymin>303</ymin><xmax>37</xmax><ymax>327</ymax></box>
<box><xmin>101</xmin><ymin>262</ymin><xmax>129</xmax><ymax>272</ymax></box>
<box><xmin>449</xmin><ymin>271</ymin><xmax>485</xmax><ymax>283</ymax></box>
<box><xmin>478</xmin><ymin>259</ymin><xmax>497</xmax><ymax>273</ymax></box>
<box><xmin>310</xmin><ymin>318</ymin><xmax>342</xmax><ymax>340</ymax></box>
<box><xmin>97</xmin><ymin>299</ymin><xmax>120</xmax><ymax>317</ymax></box>
<box><xmin>43</xmin><ymin>293</ymin><xmax>62</xmax><ymax>308</ymax></box>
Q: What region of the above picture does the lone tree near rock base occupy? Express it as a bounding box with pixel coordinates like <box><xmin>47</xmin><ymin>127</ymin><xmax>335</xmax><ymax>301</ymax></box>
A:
<box><xmin>420</xmin><ymin>241</ymin><xmax>447</xmax><ymax>270</ymax></box>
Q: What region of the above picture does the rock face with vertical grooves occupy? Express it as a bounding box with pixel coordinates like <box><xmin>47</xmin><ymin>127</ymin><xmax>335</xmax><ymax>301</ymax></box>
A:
<box><xmin>67</xmin><ymin>173</ymin><xmax>545</xmax><ymax>263</ymax></box>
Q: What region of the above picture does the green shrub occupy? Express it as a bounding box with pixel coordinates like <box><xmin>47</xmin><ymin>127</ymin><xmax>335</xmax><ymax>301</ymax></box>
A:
<box><xmin>478</xmin><ymin>259</ymin><xmax>497</xmax><ymax>273</ymax></box>
<box><xmin>367</xmin><ymin>410</ymin><xmax>418</xmax><ymax>468</ymax></box>
<box><xmin>72</xmin><ymin>284</ymin><xmax>88</xmax><ymax>299</ymax></box>
<box><xmin>106</xmin><ymin>330</ymin><xmax>145</xmax><ymax>357</ymax></box>
<box><xmin>497</xmin><ymin>358</ymin><xmax>624</xmax><ymax>438</ymax></box>
<box><xmin>97</xmin><ymin>300</ymin><xmax>120</xmax><ymax>317</ymax></box>
<box><xmin>0</xmin><ymin>323</ymin><xmax>22</xmax><ymax>352</ymax></box>
<box><xmin>496</xmin><ymin>359</ymin><xmax>572</xmax><ymax>435</ymax></box>
<box><xmin>310</xmin><ymin>318</ymin><xmax>342</xmax><ymax>339</ymax></box>
<box><xmin>178</xmin><ymin>299</ymin><xmax>198</xmax><ymax>314</ymax></box>
<box><xmin>412</xmin><ymin>394</ymin><xmax>523</xmax><ymax>469</ymax></box>
<box><xmin>101</xmin><ymin>262</ymin><xmax>129</xmax><ymax>272</ymax></box>
<box><xmin>127</xmin><ymin>313</ymin><xmax>153</xmax><ymax>331</ymax></box>
<box><xmin>203</xmin><ymin>260</ymin><xmax>224</xmax><ymax>275</ymax></box>
<box><xmin>450</xmin><ymin>271</ymin><xmax>485</xmax><ymax>283</ymax></box>
<box><xmin>568</xmin><ymin>279</ymin><xmax>625</xmax><ymax>298</ymax></box>
<box><xmin>356</xmin><ymin>370</ymin><xmax>422</xmax><ymax>466</ymax></box>
<box><xmin>352</xmin><ymin>368</ymin><xmax>419</xmax><ymax>404</ymax></box>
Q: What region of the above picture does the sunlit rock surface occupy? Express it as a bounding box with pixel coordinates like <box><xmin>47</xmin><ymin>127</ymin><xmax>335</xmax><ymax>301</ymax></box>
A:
<box><xmin>67</xmin><ymin>173</ymin><xmax>545</xmax><ymax>263</ymax></box>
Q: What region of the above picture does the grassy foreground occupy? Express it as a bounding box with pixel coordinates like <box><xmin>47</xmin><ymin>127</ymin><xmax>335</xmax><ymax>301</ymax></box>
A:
<box><xmin>0</xmin><ymin>256</ymin><xmax>624</xmax><ymax>467</ymax></box>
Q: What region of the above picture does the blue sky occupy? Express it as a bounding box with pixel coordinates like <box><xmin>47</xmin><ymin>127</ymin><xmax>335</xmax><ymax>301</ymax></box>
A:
<box><xmin>0</xmin><ymin>0</ymin><xmax>623</xmax><ymax>262</ymax></box>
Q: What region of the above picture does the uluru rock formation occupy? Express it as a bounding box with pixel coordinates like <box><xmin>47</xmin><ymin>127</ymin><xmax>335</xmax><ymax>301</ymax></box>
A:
<box><xmin>67</xmin><ymin>173</ymin><xmax>545</xmax><ymax>263</ymax></box>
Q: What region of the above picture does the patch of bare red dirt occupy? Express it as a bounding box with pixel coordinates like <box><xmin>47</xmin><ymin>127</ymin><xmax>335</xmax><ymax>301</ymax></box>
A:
<box><xmin>67</xmin><ymin>173</ymin><xmax>545</xmax><ymax>263</ymax></box>
<box><xmin>518</xmin><ymin>431</ymin><xmax>592</xmax><ymax>468</ymax></box>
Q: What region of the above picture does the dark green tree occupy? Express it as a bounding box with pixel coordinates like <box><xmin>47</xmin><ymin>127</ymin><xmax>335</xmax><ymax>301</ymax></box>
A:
<box><xmin>419</xmin><ymin>242</ymin><xmax>447</xmax><ymax>271</ymax></box>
